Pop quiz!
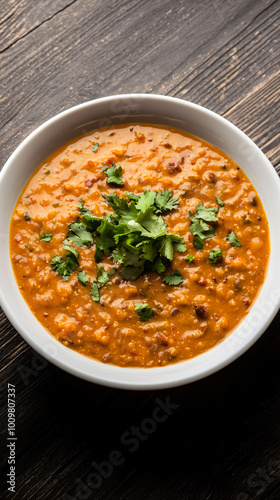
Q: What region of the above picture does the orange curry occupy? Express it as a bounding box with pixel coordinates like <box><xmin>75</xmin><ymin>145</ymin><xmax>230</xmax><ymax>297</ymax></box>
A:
<box><xmin>10</xmin><ymin>124</ymin><xmax>270</xmax><ymax>367</ymax></box>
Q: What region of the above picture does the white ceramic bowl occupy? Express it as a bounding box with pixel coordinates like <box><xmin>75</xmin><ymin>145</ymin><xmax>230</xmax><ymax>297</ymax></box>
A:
<box><xmin>1</xmin><ymin>94</ymin><xmax>280</xmax><ymax>390</ymax></box>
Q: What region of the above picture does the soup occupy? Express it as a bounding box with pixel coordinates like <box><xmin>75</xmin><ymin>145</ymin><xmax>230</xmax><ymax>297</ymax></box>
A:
<box><xmin>10</xmin><ymin>124</ymin><xmax>269</xmax><ymax>367</ymax></box>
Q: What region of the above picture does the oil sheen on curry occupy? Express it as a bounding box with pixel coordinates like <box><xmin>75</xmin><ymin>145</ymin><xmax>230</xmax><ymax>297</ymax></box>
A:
<box><xmin>10</xmin><ymin>124</ymin><xmax>270</xmax><ymax>367</ymax></box>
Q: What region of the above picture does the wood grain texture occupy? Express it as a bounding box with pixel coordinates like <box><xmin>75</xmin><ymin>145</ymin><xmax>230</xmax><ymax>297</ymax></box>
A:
<box><xmin>0</xmin><ymin>0</ymin><xmax>76</xmax><ymax>52</ymax></box>
<box><xmin>0</xmin><ymin>0</ymin><xmax>279</xmax><ymax>498</ymax></box>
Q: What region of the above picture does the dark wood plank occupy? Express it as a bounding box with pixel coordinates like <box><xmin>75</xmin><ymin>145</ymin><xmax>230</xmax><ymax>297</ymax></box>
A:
<box><xmin>0</xmin><ymin>0</ymin><xmax>280</xmax><ymax>499</ymax></box>
<box><xmin>224</xmin><ymin>72</ymin><xmax>280</xmax><ymax>169</ymax></box>
<box><xmin>1</xmin><ymin>0</ymin><xmax>279</xmax><ymax>167</ymax></box>
<box><xmin>0</xmin><ymin>0</ymin><xmax>76</xmax><ymax>52</ymax></box>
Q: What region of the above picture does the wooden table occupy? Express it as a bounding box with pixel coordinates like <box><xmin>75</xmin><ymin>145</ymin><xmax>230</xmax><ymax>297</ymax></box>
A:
<box><xmin>1</xmin><ymin>0</ymin><xmax>279</xmax><ymax>498</ymax></box>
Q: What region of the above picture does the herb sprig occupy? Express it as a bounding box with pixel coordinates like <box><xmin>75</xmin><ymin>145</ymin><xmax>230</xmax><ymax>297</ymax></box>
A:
<box><xmin>135</xmin><ymin>303</ymin><xmax>154</xmax><ymax>321</ymax></box>
<box><xmin>189</xmin><ymin>203</ymin><xmax>218</xmax><ymax>249</ymax></box>
<box><xmin>75</xmin><ymin>191</ymin><xmax>186</xmax><ymax>281</ymax></box>
<box><xmin>227</xmin><ymin>231</ymin><xmax>241</xmax><ymax>247</ymax></box>
<box><xmin>102</xmin><ymin>162</ymin><xmax>123</xmax><ymax>185</ymax></box>
<box><xmin>50</xmin><ymin>241</ymin><xmax>79</xmax><ymax>280</ymax></box>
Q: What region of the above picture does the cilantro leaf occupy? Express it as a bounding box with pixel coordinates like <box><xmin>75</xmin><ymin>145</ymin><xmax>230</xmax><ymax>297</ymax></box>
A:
<box><xmin>189</xmin><ymin>205</ymin><xmax>216</xmax><ymax>249</ymax></box>
<box><xmin>62</xmin><ymin>240</ymin><xmax>79</xmax><ymax>260</ymax></box>
<box><xmin>167</xmin><ymin>233</ymin><xmax>186</xmax><ymax>253</ymax></box>
<box><xmin>189</xmin><ymin>218</ymin><xmax>215</xmax><ymax>248</ymax></box>
<box><xmin>162</xmin><ymin>269</ymin><xmax>183</xmax><ymax>285</ymax></box>
<box><xmin>125</xmin><ymin>192</ymin><xmax>140</xmax><ymax>202</ymax></box>
<box><xmin>78</xmin><ymin>200</ymin><xmax>93</xmax><ymax>218</ymax></box>
<box><xmin>194</xmin><ymin>203</ymin><xmax>218</xmax><ymax>222</ymax></box>
<box><xmin>174</xmin><ymin>242</ymin><xmax>187</xmax><ymax>252</ymax></box>
<box><xmin>97</xmin><ymin>266</ymin><xmax>111</xmax><ymax>286</ymax></box>
<box><xmin>40</xmin><ymin>233</ymin><xmax>53</xmax><ymax>242</ymax></box>
<box><xmin>136</xmin><ymin>208</ymin><xmax>167</xmax><ymax>238</ymax></box>
<box><xmin>193</xmin><ymin>235</ymin><xmax>204</xmax><ymax>250</ymax></box>
<box><xmin>186</xmin><ymin>254</ymin><xmax>194</xmax><ymax>262</ymax></box>
<box><xmin>91</xmin><ymin>142</ymin><xmax>99</xmax><ymax>152</ymax></box>
<box><xmin>103</xmin><ymin>192</ymin><xmax>127</xmax><ymax>211</ymax></box>
<box><xmin>150</xmin><ymin>257</ymin><xmax>166</xmax><ymax>273</ymax></box>
<box><xmin>215</xmin><ymin>195</ymin><xmax>224</xmax><ymax>207</ymax></box>
<box><xmin>90</xmin><ymin>281</ymin><xmax>100</xmax><ymax>302</ymax></box>
<box><xmin>103</xmin><ymin>162</ymin><xmax>123</xmax><ymax>185</ymax></box>
<box><xmin>67</xmin><ymin>222</ymin><xmax>94</xmax><ymax>247</ymax></box>
<box><xmin>107</xmin><ymin>268</ymin><xmax>117</xmax><ymax>275</ymax></box>
<box><xmin>227</xmin><ymin>231</ymin><xmax>241</xmax><ymax>247</ymax></box>
<box><xmin>135</xmin><ymin>303</ymin><xmax>153</xmax><ymax>321</ymax></box>
<box><xmin>78</xmin><ymin>200</ymin><xmax>86</xmax><ymax>212</ymax></box>
<box><xmin>189</xmin><ymin>217</ymin><xmax>210</xmax><ymax>234</ymax></box>
<box><xmin>82</xmin><ymin>213</ymin><xmax>103</xmax><ymax>233</ymax></box>
<box><xmin>50</xmin><ymin>255</ymin><xmax>63</xmax><ymax>272</ymax></box>
<box><xmin>121</xmin><ymin>264</ymin><xmax>144</xmax><ymax>281</ymax></box>
<box><xmin>155</xmin><ymin>190</ymin><xmax>179</xmax><ymax>213</ymax></box>
<box><xmin>51</xmin><ymin>243</ymin><xmax>79</xmax><ymax>281</ymax></box>
<box><xmin>126</xmin><ymin>189</ymin><xmax>179</xmax><ymax>214</ymax></box>
<box><xmin>112</xmin><ymin>246</ymin><xmax>125</xmax><ymax>264</ymax></box>
<box><xmin>140</xmin><ymin>240</ymin><xmax>158</xmax><ymax>262</ymax></box>
<box><xmin>135</xmin><ymin>190</ymin><xmax>156</xmax><ymax>213</ymax></box>
<box><xmin>172</xmin><ymin>241</ymin><xmax>187</xmax><ymax>252</ymax></box>
<box><xmin>78</xmin><ymin>271</ymin><xmax>90</xmax><ymax>286</ymax></box>
<box><xmin>159</xmin><ymin>236</ymin><xmax>174</xmax><ymax>261</ymax></box>
<box><xmin>122</xmin><ymin>250</ymin><xmax>145</xmax><ymax>268</ymax></box>
<box><xmin>209</xmin><ymin>248</ymin><xmax>222</xmax><ymax>264</ymax></box>
<box><xmin>95</xmin><ymin>219</ymin><xmax>117</xmax><ymax>260</ymax></box>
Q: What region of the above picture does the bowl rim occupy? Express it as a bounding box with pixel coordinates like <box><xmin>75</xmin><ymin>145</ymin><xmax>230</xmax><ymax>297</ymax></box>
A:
<box><xmin>1</xmin><ymin>93</ymin><xmax>280</xmax><ymax>390</ymax></box>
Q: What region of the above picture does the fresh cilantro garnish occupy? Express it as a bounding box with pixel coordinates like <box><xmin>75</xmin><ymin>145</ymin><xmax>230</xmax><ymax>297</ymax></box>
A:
<box><xmin>162</xmin><ymin>269</ymin><xmax>183</xmax><ymax>285</ymax></box>
<box><xmin>209</xmin><ymin>248</ymin><xmax>222</xmax><ymax>264</ymax></box>
<box><xmin>90</xmin><ymin>281</ymin><xmax>100</xmax><ymax>302</ymax></box>
<box><xmin>78</xmin><ymin>271</ymin><xmax>89</xmax><ymax>286</ymax></box>
<box><xmin>78</xmin><ymin>200</ymin><xmax>88</xmax><ymax>213</ymax></box>
<box><xmin>50</xmin><ymin>255</ymin><xmax>64</xmax><ymax>273</ymax></box>
<box><xmin>227</xmin><ymin>231</ymin><xmax>241</xmax><ymax>247</ymax></box>
<box><xmin>53</xmin><ymin>191</ymin><xmax>185</xmax><ymax>286</ymax></box>
<box><xmin>97</xmin><ymin>266</ymin><xmax>111</xmax><ymax>286</ymax></box>
<box><xmin>154</xmin><ymin>190</ymin><xmax>179</xmax><ymax>213</ymax></box>
<box><xmin>77</xmin><ymin>201</ymin><xmax>104</xmax><ymax>234</ymax></box>
<box><xmin>51</xmin><ymin>241</ymin><xmax>79</xmax><ymax>280</ymax></box>
<box><xmin>215</xmin><ymin>195</ymin><xmax>224</xmax><ymax>207</ymax></box>
<box><xmin>91</xmin><ymin>142</ymin><xmax>99</xmax><ymax>152</ymax></box>
<box><xmin>121</xmin><ymin>265</ymin><xmax>144</xmax><ymax>281</ymax></box>
<box><xmin>193</xmin><ymin>236</ymin><xmax>204</xmax><ymax>250</ymax></box>
<box><xmin>194</xmin><ymin>203</ymin><xmax>218</xmax><ymax>222</ymax></box>
<box><xmin>67</xmin><ymin>222</ymin><xmax>94</xmax><ymax>247</ymax></box>
<box><xmin>173</xmin><ymin>243</ymin><xmax>187</xmax><ymax>253</ymax></box>
<box><xmin>125</xmin><ymin>189</ymin><xmax>179</xmax><ymax>214</ymax></box>
<box><xmin>103</xmin><ymin>162</ymin><xmax>123</xmax><ymax>185</ymax></box>
<box><xmin>189</xmin><ymin>216</ymin><xmax>215</xmax><ymax>249</ymax></box>
<box><xmin>101</xmin><ymin>194</ymin><xmax>185</xmax><ymax>279</ymax></box>
<box><xmin>189</xmin><ymin>204</ymin><xmax>217</xmax><ymax>249</ymax></box>
<box><xmin>62</xmin><ymin>240</ymin><xmax>79</xmax><ymax>260</ymax></box>
<box><xmin>90</xmin><ymin>267</ymin><xmax>116</xmax><ymax>301</ymax></box>
<box><xmin>186</xmin><ymin>254</ymin><xmax>194</xmax><ymax>262</ymax></box>
<box><xmin>108</xmin><ymin>268</ymin><xmax>117</xmax><ymax>275</ymax></box>
<box><xmin>131</xmin><ymin>208</ymin><xmax>167</xmax><ymax>238</ymax></box>
<box><xmin>95</xmin><ymin>219</ymin><xmax>117</xmax><ymax>261</ymax></box>
<box><xmin>159</xmin><ymin>237</ymin><xmax>174</xmax><ymax>261</ymax></box>
<box><xmin>125</xmin><ymin>192</ymin><xmax>139</xmax><ymax>202</ymax></box>
<box><xmin>40</xmin><ymin>233</ymin><xmax>53</xmax><ymax>242</ymax></box>
<box><xmin>135</xmin><ymin>303</ymin><xmax>153</xmax><ymax>321</ymax></box>
<box><xmin>135</xmin><ymin>190</ymin><xmax>156</xmax><ymax>213</ymax></box>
